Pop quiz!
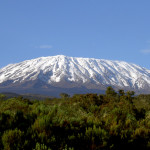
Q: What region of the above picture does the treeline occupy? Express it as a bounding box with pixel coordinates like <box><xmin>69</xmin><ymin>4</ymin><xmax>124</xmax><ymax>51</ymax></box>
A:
<box><xmin>0</xmin><ymin>87</ymin><xmax>150</xmax><ymax>149</ymax></box>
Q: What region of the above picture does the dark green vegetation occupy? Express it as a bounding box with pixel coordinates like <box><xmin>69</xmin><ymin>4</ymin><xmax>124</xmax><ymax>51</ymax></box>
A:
<box><xmin>0</xmin><ymin>87</ymin><xmax>150</xmax><ymax>150</ymax></box>
<box><xmin>0</xmin><ymin>92</ymin><xmax>53</xmax><ymax>100</ymax></box>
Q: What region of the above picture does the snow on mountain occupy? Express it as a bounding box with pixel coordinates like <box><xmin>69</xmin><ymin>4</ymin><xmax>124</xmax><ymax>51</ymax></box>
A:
<box><xmin>0</xmin><ymin>55</ymin><xmax>150</xmax><ymax>95</ymax></box>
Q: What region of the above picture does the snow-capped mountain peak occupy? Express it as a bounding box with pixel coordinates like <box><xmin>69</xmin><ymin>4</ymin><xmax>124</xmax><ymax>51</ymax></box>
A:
<box><xmin>0</xmin><ymin>55</ymin><xmax>150</xmax><ymax>96</ymax></box>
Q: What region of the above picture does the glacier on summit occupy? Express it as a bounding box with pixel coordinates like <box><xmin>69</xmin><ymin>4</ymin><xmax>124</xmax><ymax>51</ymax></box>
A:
<box><xmin>0</xmin><ymin>55</ymin><xmax>150</xmax><ymax>96</ymax></box>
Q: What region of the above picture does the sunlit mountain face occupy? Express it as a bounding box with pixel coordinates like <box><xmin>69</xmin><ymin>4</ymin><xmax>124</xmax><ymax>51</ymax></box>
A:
<box><xmin>0</xmin><ymin>55</ymin><xmax>150</xmax><ymax>96</ymax></box>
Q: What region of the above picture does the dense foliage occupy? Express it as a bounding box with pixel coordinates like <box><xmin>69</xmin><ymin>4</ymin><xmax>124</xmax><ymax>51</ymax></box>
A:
<box><xmin>0</xmin><ymin>87</ymin><xmax>150</xmax><ymax>149</ymax></box>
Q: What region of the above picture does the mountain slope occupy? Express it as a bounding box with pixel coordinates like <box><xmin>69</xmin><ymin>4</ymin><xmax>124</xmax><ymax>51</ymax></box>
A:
<box><xmin>0</xmin><ymin>55</ymin><xmax>150</xmax><ymax>96</ymax></box>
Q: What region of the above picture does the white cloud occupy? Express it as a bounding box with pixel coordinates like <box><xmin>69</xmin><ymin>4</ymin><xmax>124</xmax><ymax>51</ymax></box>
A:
<box><xmin>140</xmin><ymin>49</ymin><xmax>150</xmax><ymax>54</ymax></box>
<box><xmin>35</xmin><ymin>45</ymin><xmax>52</xmax><ymax>49</ymax></box>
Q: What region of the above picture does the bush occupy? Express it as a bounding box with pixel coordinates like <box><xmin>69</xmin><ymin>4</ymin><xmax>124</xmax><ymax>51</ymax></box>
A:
<box><xmin>2</xmin><ymin>129</ymin><xmax>24</xmax><ymax>150</ymax></box>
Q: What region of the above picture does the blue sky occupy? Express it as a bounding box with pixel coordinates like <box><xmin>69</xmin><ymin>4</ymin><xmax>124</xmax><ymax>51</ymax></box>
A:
<box><xmin>1</xmin><ymin>0</ymin><xmax>150</xmax><ymax>69</ymax></box>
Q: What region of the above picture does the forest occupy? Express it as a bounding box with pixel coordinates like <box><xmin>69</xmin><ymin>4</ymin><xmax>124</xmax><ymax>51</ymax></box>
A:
<box><xmin>0</xmin><ymin>87</ymin><xmax>150</xmax><ymax>150</ymax></box>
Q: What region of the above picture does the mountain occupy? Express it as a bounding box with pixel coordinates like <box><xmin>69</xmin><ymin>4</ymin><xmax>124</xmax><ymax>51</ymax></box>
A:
<box><xmin>0</xmin><ymin>55</ymin><xmax>150</xmax><ymax>96</ymax></box>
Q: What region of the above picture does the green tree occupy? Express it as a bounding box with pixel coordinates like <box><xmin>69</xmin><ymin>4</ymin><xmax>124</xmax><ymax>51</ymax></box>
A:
<box><xmin>34</xmin><ymin>143</ymin><xmax>51</xmax><ymax>150</ymax></box>
<box><xmin>118</xmin><ymin>89</ymin><xmax>125</xmax><ymax>96</ymax></box>
<box><xmin>126</xmin><ymin>91</ymin><xmax>135</xmax><ymax>97</ymax></box>
<box><xmin>106</xmin><ymin>86</ymin><xmax>117</xmax><ymax>96</ymax></box>
<box><xmin>60</xmin><ymin>93</ymin><xmax>70</xmax><ymax>99</ymax></box>
<box><xmin>2</xmin><ymin>129</ymin><xmax>24</xmax><ymax>150</ymax></box>
<box><xmin>0</xmin><ymin>94</ymin><xmax>6</xmax><ymax>100</ymax></box>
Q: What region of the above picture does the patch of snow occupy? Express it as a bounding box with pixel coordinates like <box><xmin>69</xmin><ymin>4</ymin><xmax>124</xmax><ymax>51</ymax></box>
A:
<box><xmin>0</xmin><ymin>55</ymin><xmax>150</xmax><ymax>90</ymax></box>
